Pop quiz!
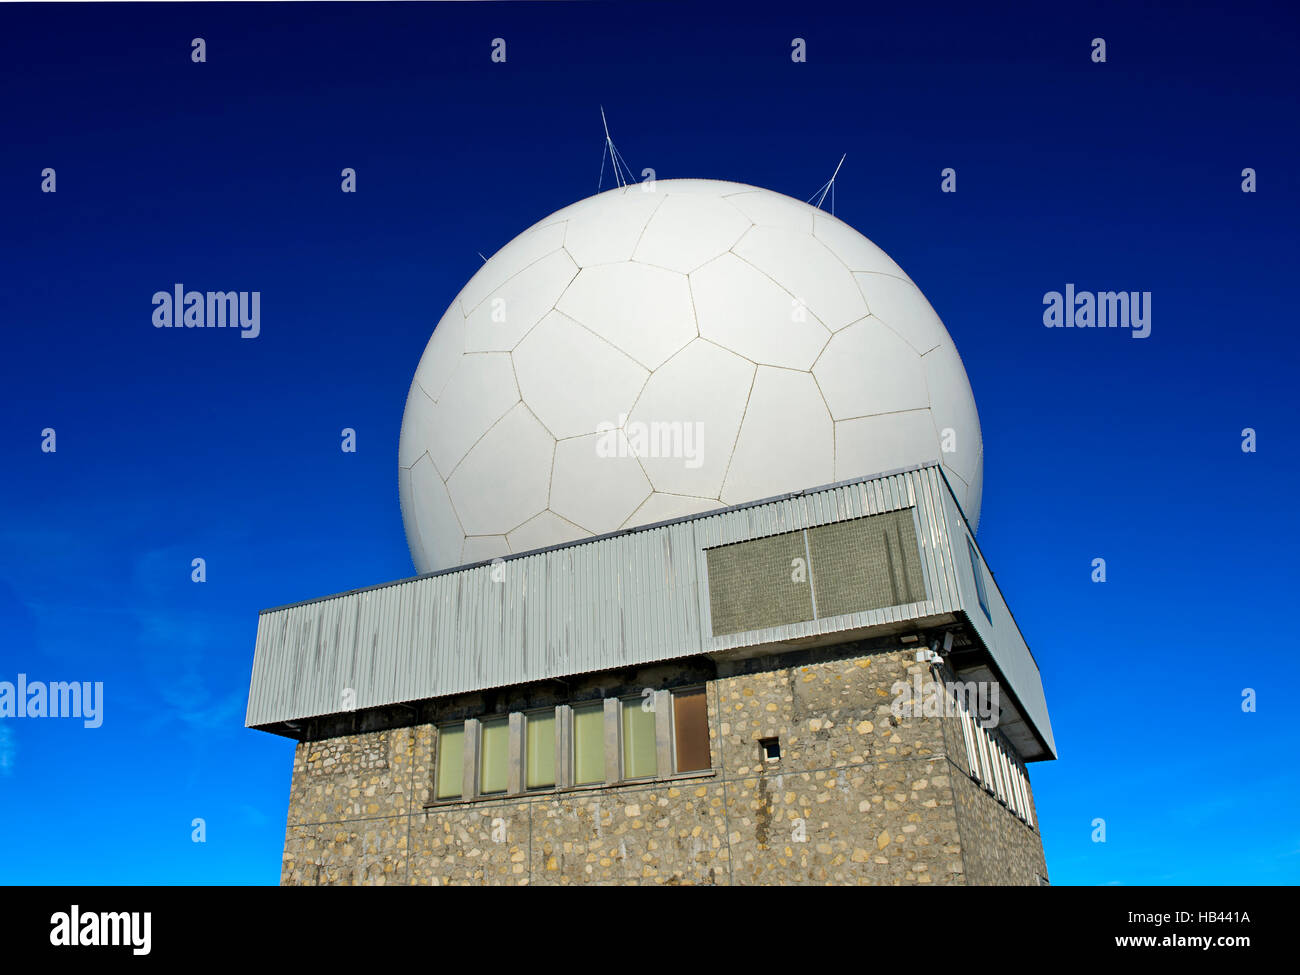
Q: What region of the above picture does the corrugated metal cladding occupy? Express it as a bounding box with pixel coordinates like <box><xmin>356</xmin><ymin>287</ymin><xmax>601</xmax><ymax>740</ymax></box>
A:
<box><xmin>246</xmin><ymin>465</ymin><xmax>1052</xmax><ymax>756</ymax></box>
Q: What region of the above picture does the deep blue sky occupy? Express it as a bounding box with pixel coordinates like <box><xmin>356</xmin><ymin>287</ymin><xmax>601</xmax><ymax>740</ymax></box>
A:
<box><xmin>1</xmin><ymin>0</ymin><xmax>1296</xmax><ymax>885</ymax></box>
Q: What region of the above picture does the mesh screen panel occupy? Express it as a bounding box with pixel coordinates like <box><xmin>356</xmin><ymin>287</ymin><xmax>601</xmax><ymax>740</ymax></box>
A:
<box><xmin>706</xmin><ymin>531</ymin><xmax>814</xmax><ymax>636</ymax></box>
<box><xmin>807</xmin><ymin>508</ymin><xmax>926</xmax><ymax>618</ymax></box>
<box><xmin>706</xmin><ymin>508</ymin><xmax>925</xmax><ymax>637</ymax></box>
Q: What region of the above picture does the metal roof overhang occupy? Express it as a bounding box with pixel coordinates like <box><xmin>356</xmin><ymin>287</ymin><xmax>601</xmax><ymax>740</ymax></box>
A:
<box><xmin>245</xmin><ymin>463</ymin><xmax>1056</xmax><ymax>761</ymax></box>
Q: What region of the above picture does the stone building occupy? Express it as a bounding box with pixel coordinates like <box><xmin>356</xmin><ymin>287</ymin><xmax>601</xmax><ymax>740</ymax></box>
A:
<box><xmin>246</xmin><ymin>465</ymin><xmax>1055</xmax><ymax>885</ymax></box>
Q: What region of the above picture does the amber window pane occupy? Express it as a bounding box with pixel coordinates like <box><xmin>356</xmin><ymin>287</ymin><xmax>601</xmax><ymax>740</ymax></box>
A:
<box><xmin>673</xmin><ymin>688</ymin><xmax>710</xmax><ymax>773</ymax></box>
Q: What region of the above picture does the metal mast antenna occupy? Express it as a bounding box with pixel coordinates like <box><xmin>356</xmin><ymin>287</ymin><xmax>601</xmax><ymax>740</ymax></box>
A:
<box><xmin>807</xmin><ymin>153</ymin><xmax>847</xmax><ymax>215</ymax></box>
<box><xmin>598</xmin><ymin>106</ymin><xmax>636</xmax><ymax>191</ymax></box>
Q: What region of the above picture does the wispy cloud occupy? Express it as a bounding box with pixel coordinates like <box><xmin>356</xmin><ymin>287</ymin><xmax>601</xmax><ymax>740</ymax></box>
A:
<box><xmin>0</xmin><ymin>726</ymin><xmax>15</xmax><ymax>776</ymax></box>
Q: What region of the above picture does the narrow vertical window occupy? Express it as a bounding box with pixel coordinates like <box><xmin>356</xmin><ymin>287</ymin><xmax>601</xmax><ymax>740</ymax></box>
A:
<box><xmin>525</xmin><ymin>709</ymin><xmax>556</xmax><ymax>789</ymax></box>
<box><xmin>957</xmin><ymin>699</ymin><xmax>980</xmax><ymax>781</ymax></box>
<box><xmin>1019</xmin><ymin>765</ymin><xmax>1035</xmax><ymax>828</ymax></box>
<box><xmin>1009</xmin><ymin>760</ymin><xmax>1022</xmax><ymax>817</ymax></box>
<box><xmin>572</xmin><ymin>703</ymin><xmax>605</xmax><ymax>785</ymax></box>
<box><xmin>479</xmin><ymin>716</ymin><xmax>509</xmax><ymax>795</ymax></box>
<box><xmin>993</xmin><ymin>748</ymin><xmax>1013</xmax><ymax>811</ymax></box>
<box><xmin>622</xmin><ymin>697</ymin><xmax>658</xmax><ymax>779</ymax></box>
<box><xmin>990</xmin><ymin>737</ymin><xmax>1009</xmax><ymax>804</ymax></box>
<box><xmin>435</xmin><ymin>723</ymin><xmax>464</xmax><ymax>800</ymax></box>
<box><xmin>1013</xmin><ymin>758</ymin><xmax>1028</xmax><ymax>820</ymax></box>
<box><xmin>967</xmin><ymin>536</ymin><xmax>992</xmax><ymax>622</ymax></box>
<box><xmin>985</xmin><ymin>731</ymin><xmax>1002</xmax><ymax>798</ymax></box>
<box><xmin>672</xmin><ymin>687</ymin><xmax>710</xmax><ymax>773</ymax></box>
<box><xmin>1014</xmin><ymin>763</ymin><xmax>1025</xmax><ymax>818</ymax></box>
<box><xmin>976</xmin><ymin>724</ymin><xmax>995</xmax><ymax>792</ymax></box>
<box><xmin>996</xmin><ymin>741</ymin><xmax>1013</xmax><ymax>811</ymax></box>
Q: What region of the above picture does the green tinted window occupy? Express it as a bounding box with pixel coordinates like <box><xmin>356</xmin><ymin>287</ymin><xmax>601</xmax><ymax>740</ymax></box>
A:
<box><xmin>479</xmin><ymin>717</ymin><xmax>509</xmax><ymax>794</ymax></box>
<box><xmin>435</xmin><ymin>724</ymin><xmax>464</xmax><ymax>800</ymax></box>
<box><xmin>622</xmin><ymin>697</ymin><xmax>658</xmax><ymax>779</ymax></box>
<box><xmin>525</xmin><ymin>710</ymin><xmax>556</xmax><ymax>789</ymax></box>
<box><xmin>573</xmin><ymin>704</ymin><xmax>605</xmax><ymax>785</ymax></box>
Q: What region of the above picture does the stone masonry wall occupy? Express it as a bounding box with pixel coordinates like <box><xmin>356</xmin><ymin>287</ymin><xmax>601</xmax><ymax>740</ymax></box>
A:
<box><xmin>278</xmin><ymin>645</ymin><xmax>1047</xmax><ymax>885</ymax></box>
<box><xmin>938</xmin><ymin>694</ymin><xmax>1048</xmax><ymax>885</ymax></box>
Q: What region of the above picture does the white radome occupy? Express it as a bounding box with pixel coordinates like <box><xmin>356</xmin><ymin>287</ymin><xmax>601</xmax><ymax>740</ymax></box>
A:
<box><xmin>399</xmin><ymin>178</ymin><xmax>982</xmax><ymax>574</ymax></box>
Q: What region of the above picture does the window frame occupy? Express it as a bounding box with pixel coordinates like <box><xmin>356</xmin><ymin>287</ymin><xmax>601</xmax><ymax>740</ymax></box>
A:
<box><xmin>975</xmin><ymin>720</ymin><xmax>996</xmax><ymax>794</ymax></box>
<box><xmin>427</xmin><ymin>688</ymin><xmax>721</xmax><ymax>809</ymax></box>
<box><xmin>966</xmin><ymin>535</ymin><xmax>992</xmax><ymax>623</ymax></box>
<box><xmin>619</xmin><ymin>693</ymin><xmax>659</xmax><ymax>782</ymax></box>
<box><xmin>434</xmin><ymin>720</ymin><xmax>466</xmax><ymax>801</ymax></box>
<box><xmin>477</xmin><ymin>714</ymin><xmax>510</xmax><ymax>796</ymax></box>
<box><xmin>570</xmin><ymin>700</ymin><xmax>608</xmax><ymax>788</ymax></box>
<box><xmin>523</xmin><ymin>706</ymin><xmax>558</xmax><ymax>792</ymax></box>
<box><xmin>956</xmin><ymin>697</ymin><xmax>980</xmax><ymax>781</ymax></box>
